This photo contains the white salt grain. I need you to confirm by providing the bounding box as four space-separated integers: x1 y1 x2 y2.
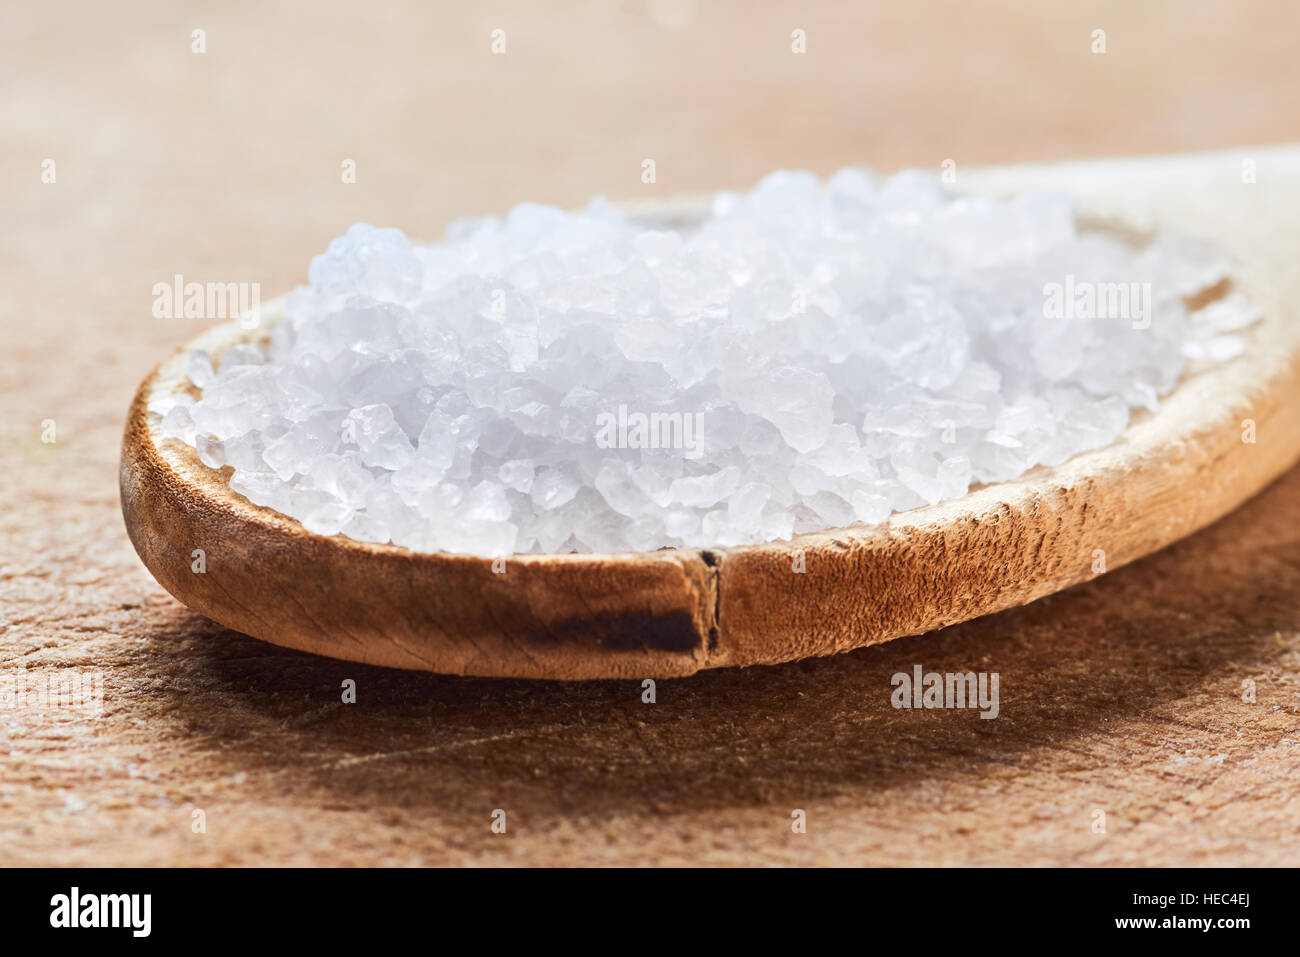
172 168 1256 556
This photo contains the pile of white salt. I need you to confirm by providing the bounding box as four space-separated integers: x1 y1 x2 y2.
153 168 1257 556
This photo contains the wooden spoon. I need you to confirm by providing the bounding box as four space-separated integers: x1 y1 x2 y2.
120 146 1300 679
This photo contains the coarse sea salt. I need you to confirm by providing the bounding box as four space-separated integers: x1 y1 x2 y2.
157 168 1259 556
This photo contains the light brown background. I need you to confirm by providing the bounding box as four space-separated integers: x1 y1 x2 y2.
2 0 1298 865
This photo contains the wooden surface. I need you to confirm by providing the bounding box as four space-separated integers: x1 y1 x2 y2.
4 0 1300 865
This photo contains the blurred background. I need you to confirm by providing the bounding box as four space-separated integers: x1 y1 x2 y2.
5 0 1297 348
5 1 1298 336
3 1 1299 866
5 0 1298 400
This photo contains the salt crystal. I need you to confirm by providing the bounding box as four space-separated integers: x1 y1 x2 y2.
669 467 741 509
346 404 415 470
160 405 197 445
462 480 512 522
498 459 536 493
531 467 581 511
149 392 195 417
186 350 215 389
300 499 354 537
221 344 266 369
195 434 225 470
262 429 327 481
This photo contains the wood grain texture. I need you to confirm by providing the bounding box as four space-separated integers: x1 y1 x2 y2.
121 148 1300 677
5 0 1300 867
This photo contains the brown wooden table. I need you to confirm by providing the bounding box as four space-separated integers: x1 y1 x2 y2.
2 0 1298 866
